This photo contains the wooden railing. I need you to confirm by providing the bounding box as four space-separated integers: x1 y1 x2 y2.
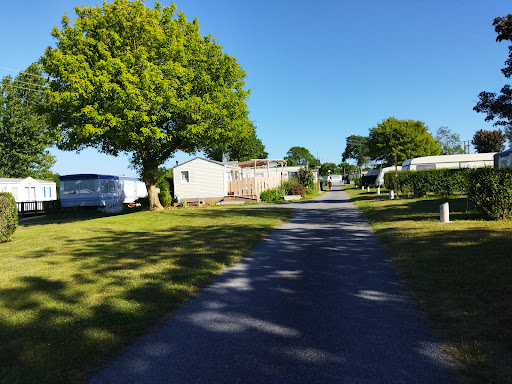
228 176 287 201
16 201 44 218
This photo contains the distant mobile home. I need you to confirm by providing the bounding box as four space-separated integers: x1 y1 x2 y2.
494 148 512 168
0 177 57 203
59 174 147 209
173 158 236 203
173 157 292 203
401 153 496 171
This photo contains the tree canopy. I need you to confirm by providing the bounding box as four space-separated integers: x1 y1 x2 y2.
319 162 338 176
367 117 440 166
0 64 56 179
342 135 369 174
284 146 318 167
471 129 506 153
474 14 512 144
435 126 465 155
204 126 268 162
41 0 253 210
338 162 357 175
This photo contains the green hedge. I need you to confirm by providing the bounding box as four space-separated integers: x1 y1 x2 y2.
467 167 512 220
384 168 470 197
0 192 18 243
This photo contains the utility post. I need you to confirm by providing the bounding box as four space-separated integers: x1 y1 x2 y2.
394 153 398 199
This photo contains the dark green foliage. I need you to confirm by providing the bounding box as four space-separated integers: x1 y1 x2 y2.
284 147 319 167
204 127 268 162
0 64 56 179
474 14 512 143
384 168 470 197
467 167 512 219
319 162 338 176
471 129 506 153
361 175 378 187
0 192 18 242
298 167 314 189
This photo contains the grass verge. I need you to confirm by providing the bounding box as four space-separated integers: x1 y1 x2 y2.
344 185 512 383
1 206 292 383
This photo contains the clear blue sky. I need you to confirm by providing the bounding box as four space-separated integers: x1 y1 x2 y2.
1 0 511 175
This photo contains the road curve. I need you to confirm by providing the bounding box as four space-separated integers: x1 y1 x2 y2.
91 188 453 384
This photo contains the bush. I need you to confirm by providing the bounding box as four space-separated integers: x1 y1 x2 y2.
298 167 314 189
0 192 18 243
158 189 173 207
260 187 285 203
467 167 512 220
289 183 306 196
384 168 470 197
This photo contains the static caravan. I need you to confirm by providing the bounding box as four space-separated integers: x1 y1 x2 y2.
173 158 234 203
0 177 57 203
59 174 147 210
365 167 395 187
494 148 512 168
401 153 496 171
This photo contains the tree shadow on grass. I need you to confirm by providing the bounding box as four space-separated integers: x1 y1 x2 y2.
0 207 291 383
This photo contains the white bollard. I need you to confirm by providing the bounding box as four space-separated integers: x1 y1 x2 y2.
367 186 370 192
440 202 450 223
389 190 394 200
377 187 381 195
362 185 364 190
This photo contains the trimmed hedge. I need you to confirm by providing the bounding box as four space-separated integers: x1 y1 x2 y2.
384 168 470 197
467 167 512 220
0 192 18 243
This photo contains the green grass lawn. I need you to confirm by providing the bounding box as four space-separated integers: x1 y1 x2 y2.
344 185 512 383
1 206 292 384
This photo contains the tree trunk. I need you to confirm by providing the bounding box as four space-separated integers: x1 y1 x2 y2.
141 165 164 211
147 183 164 211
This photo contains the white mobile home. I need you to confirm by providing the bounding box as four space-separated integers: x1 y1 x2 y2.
0 177 57 203
173 158 235 203
59 174 147 209
173 158 290 203
365 166 396 187
401 153 496 171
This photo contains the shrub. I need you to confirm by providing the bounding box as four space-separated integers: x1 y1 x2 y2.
0 192 18 243
260 187 285 203
289 183 306 196
159 189 173 207
384 168 470 197
467 167 512 220
298 167 314 189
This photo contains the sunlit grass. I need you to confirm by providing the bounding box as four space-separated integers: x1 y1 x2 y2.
0 206 292 383
344 185 512 383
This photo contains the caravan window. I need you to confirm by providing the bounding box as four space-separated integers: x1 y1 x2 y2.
181 171 190 183
100 179 116 194
78 179 96 194
416 164 435 170
63 181 77 194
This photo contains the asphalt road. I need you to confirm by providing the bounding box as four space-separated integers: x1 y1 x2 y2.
90 188 453 384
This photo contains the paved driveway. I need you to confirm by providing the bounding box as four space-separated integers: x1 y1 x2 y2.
91 188 453 383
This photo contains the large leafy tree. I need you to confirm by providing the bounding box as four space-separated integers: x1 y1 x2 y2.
204 126 268 162
0 64 56 179
435 126 465 155
367 117 441 166
471 129 506 153
319 162 338 176
284 146 318 167
338 162 357 175
342 135 369 175
474 14 512 144
41 0 253 210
